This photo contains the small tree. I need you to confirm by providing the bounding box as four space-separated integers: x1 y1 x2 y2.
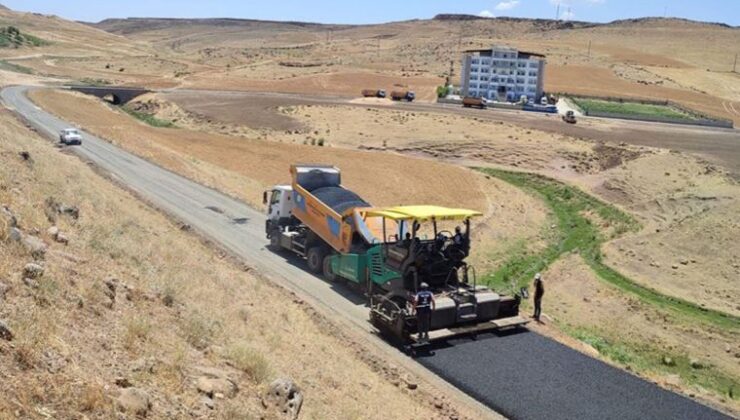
436 85 451 98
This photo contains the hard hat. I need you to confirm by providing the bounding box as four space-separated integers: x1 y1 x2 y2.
420 282 429 289
535 273 541 280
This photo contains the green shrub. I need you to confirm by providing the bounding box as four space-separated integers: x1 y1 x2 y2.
436 85 451 98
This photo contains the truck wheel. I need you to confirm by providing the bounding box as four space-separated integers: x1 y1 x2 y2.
322 255 337 282
306 246 326 274
268 233 281 251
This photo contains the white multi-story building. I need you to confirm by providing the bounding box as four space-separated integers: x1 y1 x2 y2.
460 46 546 102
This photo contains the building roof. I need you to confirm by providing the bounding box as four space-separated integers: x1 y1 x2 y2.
464 48 545 59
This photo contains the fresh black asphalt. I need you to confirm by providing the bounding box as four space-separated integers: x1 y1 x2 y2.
416 329 731 420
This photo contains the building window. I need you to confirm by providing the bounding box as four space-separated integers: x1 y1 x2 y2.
529 71 537 77
529 62 539 68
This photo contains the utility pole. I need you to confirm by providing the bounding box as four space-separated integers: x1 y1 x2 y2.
734 53 738 73
587 40 592 58
663 5 668 18
556 3 560 20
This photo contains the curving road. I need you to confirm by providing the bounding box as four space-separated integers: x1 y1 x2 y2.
2 85 731 420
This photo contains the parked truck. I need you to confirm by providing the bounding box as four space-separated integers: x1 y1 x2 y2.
362 89 387 98
462 96 488 109
562 110 577 124
264 164 527 346
390 90 415 102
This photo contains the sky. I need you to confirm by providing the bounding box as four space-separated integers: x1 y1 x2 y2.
3 0 739 26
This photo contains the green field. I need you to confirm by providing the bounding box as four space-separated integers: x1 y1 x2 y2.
572 97 697 121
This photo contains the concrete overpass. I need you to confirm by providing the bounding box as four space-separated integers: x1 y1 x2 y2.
67 85 150 105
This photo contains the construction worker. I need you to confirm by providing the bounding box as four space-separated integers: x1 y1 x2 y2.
453 226 464 245
414 282 435 342
533 273 544 322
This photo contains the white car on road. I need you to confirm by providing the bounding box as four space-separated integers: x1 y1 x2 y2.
59 128 83 145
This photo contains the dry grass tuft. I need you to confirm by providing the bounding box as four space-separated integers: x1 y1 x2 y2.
123 315 152 351
224 344 271 384
182 311 220 350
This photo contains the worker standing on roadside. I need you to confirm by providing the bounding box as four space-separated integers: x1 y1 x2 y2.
533 273 544 322
414 282 435 342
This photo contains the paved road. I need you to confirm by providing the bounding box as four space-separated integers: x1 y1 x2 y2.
420 330 729 420
165 89 740 175
3 86 731 420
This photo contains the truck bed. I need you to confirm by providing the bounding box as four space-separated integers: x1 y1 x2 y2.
311 186 369 214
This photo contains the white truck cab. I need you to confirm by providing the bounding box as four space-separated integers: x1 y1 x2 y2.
263 185 294 225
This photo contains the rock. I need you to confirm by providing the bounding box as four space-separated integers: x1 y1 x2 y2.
59 205 80 220
23 277 40 289
262 378 303 420
131 357 159 374
201 395 215 410
403 374 418 390
23 262 44 279
671 264 679 270
47 226 59 239
689 358 704 369
662 356 675 366
21 235 47 259
680 258 689 265
1 205 17 225
103 277 118 301
55 233 69 245
725 344 732 353
116 388 151 416
115 377 132 388
44 197 80 222
196 376 238 399
8 227 22 242
0 320 13 341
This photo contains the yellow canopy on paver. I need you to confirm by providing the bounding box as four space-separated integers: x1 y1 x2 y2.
362 205 482 222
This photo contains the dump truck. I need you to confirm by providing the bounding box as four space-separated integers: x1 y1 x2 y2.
390 90 415 102
462 96 488 109
264 164 528 345
362 89 387 98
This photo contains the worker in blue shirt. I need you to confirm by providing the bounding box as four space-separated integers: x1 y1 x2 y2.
414 282 435 342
